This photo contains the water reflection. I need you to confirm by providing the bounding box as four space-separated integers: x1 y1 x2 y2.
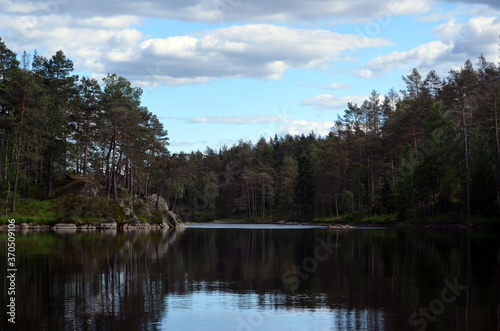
1 226 499 330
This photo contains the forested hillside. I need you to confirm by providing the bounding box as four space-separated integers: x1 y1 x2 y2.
1 37 499 223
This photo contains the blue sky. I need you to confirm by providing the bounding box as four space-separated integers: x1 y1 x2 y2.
1 0 499 153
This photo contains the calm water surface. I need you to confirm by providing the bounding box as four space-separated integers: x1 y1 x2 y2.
1 224 499 330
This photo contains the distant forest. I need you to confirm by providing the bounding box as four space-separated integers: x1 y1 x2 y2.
1 37 499 222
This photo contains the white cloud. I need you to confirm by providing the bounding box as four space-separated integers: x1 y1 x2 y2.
1 14 391 86
278 119 336 136
76 16 141 29
449 16 500 55
300 94 367 109
432 19 463 42
356 16 500 79
441 0 500 10
356 41 454 78
113 24 391 85
185 115 337 139
418 4 497 22
0 0 434 23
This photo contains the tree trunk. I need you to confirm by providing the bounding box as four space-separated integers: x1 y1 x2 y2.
261 183 265 219
105 143 113 203
4 143 14 217
25 160 30 199
83 110 91 175
108 117 118 203
12 98 25 213
412 119 418 152
47 134 55 197
461 97 471 218
493 86 500 217
12 140 20 213
334 187 340 219
112 138 118 203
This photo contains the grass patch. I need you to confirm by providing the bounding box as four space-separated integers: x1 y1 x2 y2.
0 199 58 224
358 214 397 224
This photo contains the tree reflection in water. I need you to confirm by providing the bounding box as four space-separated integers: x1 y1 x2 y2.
0 226 499 331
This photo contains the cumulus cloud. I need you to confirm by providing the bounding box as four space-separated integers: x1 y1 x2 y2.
356 15 500 78
300 94 367 109
185 114 336 138
0 7 392 86
277 119 336 136
418 4 497 22
0 0 433 23
356 41 454 78
127 24 392 85
441 0 500 10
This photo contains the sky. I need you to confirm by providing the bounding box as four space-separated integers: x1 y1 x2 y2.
1 0 499 153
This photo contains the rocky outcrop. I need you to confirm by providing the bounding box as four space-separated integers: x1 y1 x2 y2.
97 220 117 230
116 194 184 228
78 224 96 231
10 173 185 230
145 194 169 213
60 173 104 197
54 223 77 232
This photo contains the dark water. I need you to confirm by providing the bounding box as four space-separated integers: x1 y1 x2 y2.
1 224 499 331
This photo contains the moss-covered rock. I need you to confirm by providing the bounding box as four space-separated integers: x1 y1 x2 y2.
18 173 185 228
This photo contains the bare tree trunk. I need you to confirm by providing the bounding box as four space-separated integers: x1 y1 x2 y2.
105 143 113 203
334 187 340 219
412 120 418 152
261 183 265 219
108 117 118 203
461 97 471 218
493 88 500 217
4 140 14 216
12 141 20 213
83 110 91 175
112 143 118 203
47 134 55 197
12 99 25 213
25 160 30 199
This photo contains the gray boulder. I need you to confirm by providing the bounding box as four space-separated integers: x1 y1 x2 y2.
145 194 169 212
98 220 117 230
54 223 77 232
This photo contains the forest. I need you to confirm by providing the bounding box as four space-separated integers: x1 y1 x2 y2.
1 36 499 224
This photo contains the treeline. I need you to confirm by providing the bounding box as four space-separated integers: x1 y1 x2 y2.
0 38 169 215
1 35 499 222
167 57 500 222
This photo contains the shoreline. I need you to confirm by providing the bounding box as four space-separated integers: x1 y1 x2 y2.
0 221 185 232
190 219 493 229
0 218 496 232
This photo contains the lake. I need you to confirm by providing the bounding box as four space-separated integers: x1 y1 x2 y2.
1 224 499 330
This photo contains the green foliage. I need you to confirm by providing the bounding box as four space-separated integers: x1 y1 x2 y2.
0 38 499 225
313 217 339 223
0 199 57 224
